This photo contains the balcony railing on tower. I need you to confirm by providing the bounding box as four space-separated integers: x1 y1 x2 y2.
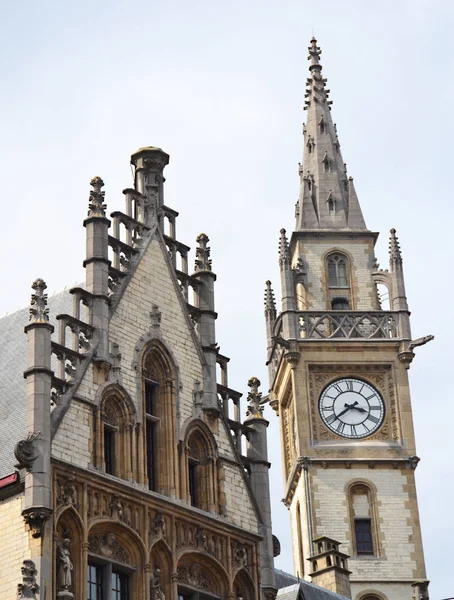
298 310 399 340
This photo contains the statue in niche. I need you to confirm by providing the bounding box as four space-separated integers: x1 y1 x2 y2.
150 564 165 600
57 538 73 596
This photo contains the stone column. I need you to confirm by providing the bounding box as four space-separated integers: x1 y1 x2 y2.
83 177 111 365
278 229 298 339
17 279 54 597
192 233 219 413
244 378 277 600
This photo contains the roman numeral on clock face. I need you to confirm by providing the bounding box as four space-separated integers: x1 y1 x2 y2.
367 414 380 425
326 413 337 425
333 384 343 394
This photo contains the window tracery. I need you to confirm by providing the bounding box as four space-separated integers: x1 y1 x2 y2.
184 424 218 512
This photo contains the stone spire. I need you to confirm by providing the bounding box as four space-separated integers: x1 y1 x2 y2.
278 228 291 270
264 280 277 321
295 37 367 231
389 227 403 266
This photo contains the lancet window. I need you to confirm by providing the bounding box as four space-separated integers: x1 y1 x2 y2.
327 253 349 288
348 483 378 557
93 389 135 480
142 342 177 495
184 425 218 512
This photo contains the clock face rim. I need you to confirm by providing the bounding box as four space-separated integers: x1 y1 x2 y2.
318 377 385 439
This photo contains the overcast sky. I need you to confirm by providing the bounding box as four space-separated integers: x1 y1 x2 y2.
0 1 452 598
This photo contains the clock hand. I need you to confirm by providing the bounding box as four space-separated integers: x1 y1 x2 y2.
336 402 358 419
351 405 367 413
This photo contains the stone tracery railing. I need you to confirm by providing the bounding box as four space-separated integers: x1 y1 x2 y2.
298 311 399 339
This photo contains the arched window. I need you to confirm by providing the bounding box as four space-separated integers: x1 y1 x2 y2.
348 483 378 557
142 342 177 495
327 254 349 288
184 424 218 512
93 388 135 480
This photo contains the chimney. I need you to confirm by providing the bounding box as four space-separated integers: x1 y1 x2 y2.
308 536 351 599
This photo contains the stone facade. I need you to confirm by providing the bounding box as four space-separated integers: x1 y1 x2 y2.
0 147 276 600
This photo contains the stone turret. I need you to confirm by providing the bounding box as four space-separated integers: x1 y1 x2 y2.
130 146 170 228
17 279 54 595
296 37 367 231
264 281 277 380
244 377 276 600
83 176 111 365
309 537 352 599
193 233 219 413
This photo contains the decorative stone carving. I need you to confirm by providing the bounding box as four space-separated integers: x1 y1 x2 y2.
412 580 429 600
29 278 49 323
17 560 39 599
153 511 167 538
245 377 264 419
233 543 248 569
408 456 420 470
293 257 307 285
177 564 215 593
88 533 130 565
110 496 124 520
57 475 77 507
196 527 209 552
150 564 165 600
88 176 106 218
23 508 52 538
150 305 162 330
56 538 73 597
194 233 212 272
14 432 41 471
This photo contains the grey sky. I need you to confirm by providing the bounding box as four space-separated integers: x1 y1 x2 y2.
0 1 451 597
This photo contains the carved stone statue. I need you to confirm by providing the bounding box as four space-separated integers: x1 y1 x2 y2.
150 564 165 600
57 539 73 597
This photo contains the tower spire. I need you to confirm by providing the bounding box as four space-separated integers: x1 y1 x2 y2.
296 38 367 231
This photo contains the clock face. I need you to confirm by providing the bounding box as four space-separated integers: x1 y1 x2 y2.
319 378 385 439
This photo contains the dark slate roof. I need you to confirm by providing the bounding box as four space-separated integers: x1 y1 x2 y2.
277 581 349 600
0 290 73 478
275 569 298 589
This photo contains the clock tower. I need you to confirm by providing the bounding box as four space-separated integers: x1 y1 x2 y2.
265 39 431 600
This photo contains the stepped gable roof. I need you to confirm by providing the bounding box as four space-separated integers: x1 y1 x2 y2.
277 581 349 600
0 289 73 478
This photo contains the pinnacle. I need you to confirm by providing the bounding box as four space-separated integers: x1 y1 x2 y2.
389 228 402 265
278 229 291 270
264 280 277 319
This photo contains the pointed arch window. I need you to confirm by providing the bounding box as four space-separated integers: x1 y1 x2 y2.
185 425 218 512
94 390 135 480
142 343 177 495
327 253 349 288
348 483 379 557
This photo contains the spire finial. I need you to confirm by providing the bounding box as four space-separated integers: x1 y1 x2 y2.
264 280 277 320
245 376 264 420
308 37 322 70
88 176 106 218
389 228 403 266
194 233 212 272
278 229 291 270
29 278 49 323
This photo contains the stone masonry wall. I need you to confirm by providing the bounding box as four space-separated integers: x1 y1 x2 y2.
312 467 416 581
295 237 376 310
0 494 30 599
